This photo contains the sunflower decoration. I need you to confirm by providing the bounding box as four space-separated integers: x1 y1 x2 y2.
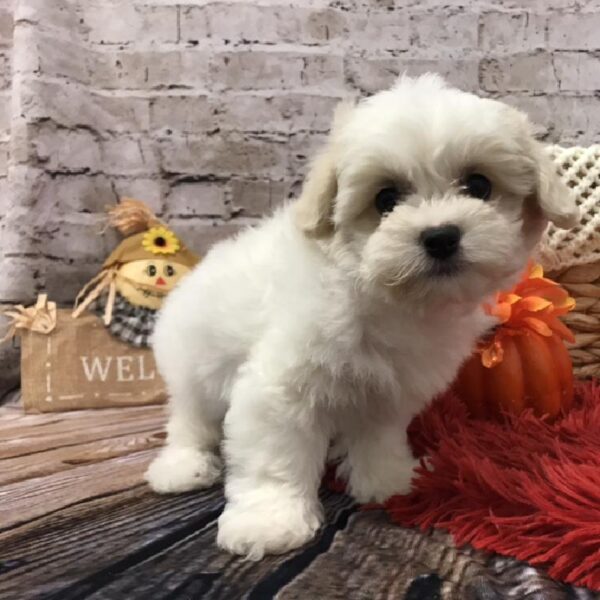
142 227 181 255
72 199 199 348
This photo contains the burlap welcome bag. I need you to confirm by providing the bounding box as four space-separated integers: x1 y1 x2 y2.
2 198 200 413
3 294 166 413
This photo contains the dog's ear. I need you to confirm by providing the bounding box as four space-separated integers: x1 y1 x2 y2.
294 146 337 237
294 101 355 237
532 146 579 229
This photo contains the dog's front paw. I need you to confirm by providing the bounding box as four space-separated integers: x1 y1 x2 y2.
349 456 420 503
145 446 222 493
217 495 322 560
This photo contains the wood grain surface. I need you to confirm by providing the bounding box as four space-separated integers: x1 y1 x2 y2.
1 397 597 600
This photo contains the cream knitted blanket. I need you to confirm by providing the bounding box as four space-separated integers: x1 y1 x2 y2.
538 145 600 271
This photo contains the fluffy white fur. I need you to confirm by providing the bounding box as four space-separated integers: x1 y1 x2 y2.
145 75 578 559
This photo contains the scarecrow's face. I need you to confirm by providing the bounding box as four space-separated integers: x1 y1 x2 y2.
116 259 191 309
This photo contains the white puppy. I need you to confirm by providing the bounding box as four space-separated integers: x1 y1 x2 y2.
146 75 577 559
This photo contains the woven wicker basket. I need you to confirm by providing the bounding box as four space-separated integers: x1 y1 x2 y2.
548 263 600 378
540 145 600 378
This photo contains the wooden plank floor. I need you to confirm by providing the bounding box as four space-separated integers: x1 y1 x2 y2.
0 398 358 600
2 397 598 600
0 399 168 598
0 403 355 600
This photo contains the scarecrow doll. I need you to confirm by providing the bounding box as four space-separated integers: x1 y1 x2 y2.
73 199 199 347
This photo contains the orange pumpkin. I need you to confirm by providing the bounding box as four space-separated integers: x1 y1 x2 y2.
453 263 576 420
455 331 574 419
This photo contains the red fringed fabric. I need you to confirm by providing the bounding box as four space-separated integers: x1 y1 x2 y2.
387 381 600 590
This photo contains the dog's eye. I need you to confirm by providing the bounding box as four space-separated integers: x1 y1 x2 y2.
464 173 492 200
375 187 400 215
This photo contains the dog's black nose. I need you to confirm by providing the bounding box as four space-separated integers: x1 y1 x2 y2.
420 225 462 260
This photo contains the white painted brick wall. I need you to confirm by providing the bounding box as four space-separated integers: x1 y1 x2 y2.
1 0 600 395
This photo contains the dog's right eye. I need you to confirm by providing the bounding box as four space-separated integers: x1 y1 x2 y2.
375 187 400 215
464 173 492 201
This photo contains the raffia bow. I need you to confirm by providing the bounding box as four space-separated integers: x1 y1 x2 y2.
1 294 57 343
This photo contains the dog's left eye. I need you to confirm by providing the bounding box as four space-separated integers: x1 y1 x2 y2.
463 173 492 200
375 187 400 215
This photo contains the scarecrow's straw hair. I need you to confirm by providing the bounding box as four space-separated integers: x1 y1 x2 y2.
106 198 163 236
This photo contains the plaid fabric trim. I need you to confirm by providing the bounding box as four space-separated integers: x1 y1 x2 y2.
95 293 158 348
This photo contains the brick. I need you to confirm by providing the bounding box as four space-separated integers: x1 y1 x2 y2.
99 137 159 176
0 184 8 220
480 53 558 93
14 28 89 84
553 53 600 92
44 260 105 304
411 11 478 51
0 176 8 214
548 95 600 137
180 5 348 45
210 51 344 93
159 134 288 178
0 7 12 46
22 81 151 133
149 95 212 134
499 94 553 136
479 12 545 53
0 257 38 302
94 49 210 90
0 97 9 136
89 93 151 133
111 178 166 214
6 166 46 209
84 5 178 45
15 0 82 34
230 178 288 216
0 142 8 176
499 0 587 8
0 214 31 256
0 53 10 89
38 214 114 261
548 12 600 50
213 94 340 132
350 10 409 55
503 94 600 144
166 181 227 217
167 219 251 256
32 34 90 84
35 174 116 213
403 58 479 91
413 0 584 7
33 127 102 173
11 26 39 74
286 132 328 178
346 56 478 94
10 121 33 164
0 345 20 399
